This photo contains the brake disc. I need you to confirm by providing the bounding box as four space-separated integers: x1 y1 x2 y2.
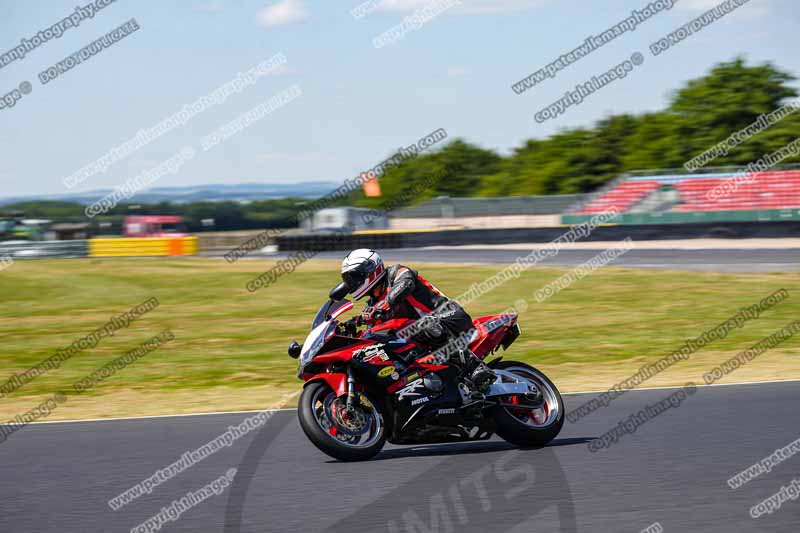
324 396 371 437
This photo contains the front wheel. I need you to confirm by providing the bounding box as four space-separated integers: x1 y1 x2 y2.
491 361 564 447
298 381 386 461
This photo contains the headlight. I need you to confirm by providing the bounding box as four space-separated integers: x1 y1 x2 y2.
298 321 336 376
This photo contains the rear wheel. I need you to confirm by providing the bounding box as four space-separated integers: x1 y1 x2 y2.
491 361 564 447
298 381 386 461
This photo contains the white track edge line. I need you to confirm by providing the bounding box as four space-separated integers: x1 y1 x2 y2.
10 378 800 426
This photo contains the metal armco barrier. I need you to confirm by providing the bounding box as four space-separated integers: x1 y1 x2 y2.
0 240 89 258
88 237 199 257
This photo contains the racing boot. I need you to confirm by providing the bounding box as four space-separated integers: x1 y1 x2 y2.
461 350 496 394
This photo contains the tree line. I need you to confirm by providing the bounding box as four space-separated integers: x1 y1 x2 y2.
6 58 799 232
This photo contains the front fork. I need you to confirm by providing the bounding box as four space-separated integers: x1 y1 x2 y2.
345 364 357 412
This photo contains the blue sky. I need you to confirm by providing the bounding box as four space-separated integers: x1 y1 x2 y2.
0 0 797 198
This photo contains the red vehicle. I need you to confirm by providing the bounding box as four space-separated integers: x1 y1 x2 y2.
289 283 565 461
123 216 187 238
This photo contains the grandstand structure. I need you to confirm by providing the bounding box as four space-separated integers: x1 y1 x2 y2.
565 165 800 224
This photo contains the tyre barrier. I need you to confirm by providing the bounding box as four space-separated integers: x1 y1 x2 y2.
88 237 199 257
276 221 800 252
276 231 406 252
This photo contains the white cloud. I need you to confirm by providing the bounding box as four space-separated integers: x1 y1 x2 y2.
257 0 309 28
377 0 549 15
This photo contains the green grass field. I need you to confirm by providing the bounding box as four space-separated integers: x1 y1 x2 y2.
0 257 798 420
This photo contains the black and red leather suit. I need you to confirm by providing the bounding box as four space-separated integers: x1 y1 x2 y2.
363 265 473 364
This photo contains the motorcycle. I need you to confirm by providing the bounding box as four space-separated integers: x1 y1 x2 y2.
288 283 565 461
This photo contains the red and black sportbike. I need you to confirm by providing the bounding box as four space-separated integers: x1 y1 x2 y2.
288 284 565 461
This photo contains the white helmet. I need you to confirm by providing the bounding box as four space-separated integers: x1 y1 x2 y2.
341 249 386 300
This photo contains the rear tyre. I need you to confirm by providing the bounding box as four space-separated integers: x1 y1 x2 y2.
491 361 564 447
298 381 386 462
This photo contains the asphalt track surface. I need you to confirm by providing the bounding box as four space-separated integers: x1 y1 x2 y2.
2 381 799 532
228 248 800 273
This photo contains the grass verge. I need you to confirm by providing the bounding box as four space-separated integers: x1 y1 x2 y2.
0 257 797 420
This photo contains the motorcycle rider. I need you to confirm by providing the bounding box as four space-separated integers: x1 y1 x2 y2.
339 249 496 393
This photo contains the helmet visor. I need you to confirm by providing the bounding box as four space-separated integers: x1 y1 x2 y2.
341 268 369 291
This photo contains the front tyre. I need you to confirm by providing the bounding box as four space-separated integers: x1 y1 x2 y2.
298 381 386 462
491 361 564 447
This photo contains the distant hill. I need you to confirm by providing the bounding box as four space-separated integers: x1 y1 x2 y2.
0 181 340 207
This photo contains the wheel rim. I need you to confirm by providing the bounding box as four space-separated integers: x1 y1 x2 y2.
310 387 384 449
500 366 560 428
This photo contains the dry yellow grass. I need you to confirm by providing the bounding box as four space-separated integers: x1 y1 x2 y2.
0 258 797 421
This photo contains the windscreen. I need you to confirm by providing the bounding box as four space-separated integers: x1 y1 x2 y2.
311 299 352 329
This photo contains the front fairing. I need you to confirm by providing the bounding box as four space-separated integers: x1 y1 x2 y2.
298 300 354 377
298 321 337 376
